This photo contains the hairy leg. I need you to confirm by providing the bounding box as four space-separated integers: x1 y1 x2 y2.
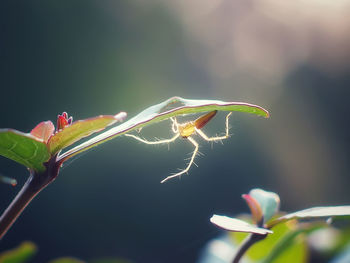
125 133 180 145
195 112 232 141
161 136 199 183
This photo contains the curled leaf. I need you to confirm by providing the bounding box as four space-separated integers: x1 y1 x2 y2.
59 97 269 162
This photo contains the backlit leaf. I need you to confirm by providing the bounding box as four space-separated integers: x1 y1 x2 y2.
210 215 272 235
30 121 55 143
268 206 350 228
59 97 269 162
232 220 308 263
260 223 324 263
0 129 50 172
48 114 126 155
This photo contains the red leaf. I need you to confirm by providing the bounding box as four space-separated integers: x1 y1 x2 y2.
30 121 55 143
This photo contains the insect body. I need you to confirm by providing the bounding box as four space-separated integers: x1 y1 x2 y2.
125 110 232 183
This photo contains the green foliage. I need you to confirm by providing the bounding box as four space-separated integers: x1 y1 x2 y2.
89 258 133 263
48 257 85 263
48 115 120 155
0 97 268 172
232 221 308 263
0 130 50 172
209 188 350 263
0 241 37 263
0 243 134 263
0 114 124 173
260 223 325 263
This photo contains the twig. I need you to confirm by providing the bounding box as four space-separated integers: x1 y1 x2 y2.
232 233 267 263
0 156 61 239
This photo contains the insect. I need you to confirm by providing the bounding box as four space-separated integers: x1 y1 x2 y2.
125 110 232 183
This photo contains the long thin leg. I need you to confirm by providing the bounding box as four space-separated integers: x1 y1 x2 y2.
125 133 179 145
195 112 232 141
161 136 199 183
170 117 178 133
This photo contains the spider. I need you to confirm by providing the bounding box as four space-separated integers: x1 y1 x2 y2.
125 110 232 183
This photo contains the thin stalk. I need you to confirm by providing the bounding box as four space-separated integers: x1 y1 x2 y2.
232 233 267 263
0 156 60 239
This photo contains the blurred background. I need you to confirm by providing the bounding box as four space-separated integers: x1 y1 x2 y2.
0 0 349 262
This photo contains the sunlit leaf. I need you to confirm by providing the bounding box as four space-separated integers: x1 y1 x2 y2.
261 223 324 263
0 241 37 263
48 257 85 263
30 121 55 143
232 220 307 263
268 206 350 228
59 97 269 162
89 258 133 263
0 129 50 172
48 114 126 155
210 215 272 235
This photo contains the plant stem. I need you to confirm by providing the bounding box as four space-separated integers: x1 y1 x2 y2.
0 156 60 239
232 233 267 263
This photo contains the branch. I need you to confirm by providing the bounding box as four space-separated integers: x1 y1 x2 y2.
232 233 267 263
0 156 60 239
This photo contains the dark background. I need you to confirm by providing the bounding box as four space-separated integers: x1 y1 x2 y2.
1 1 350 262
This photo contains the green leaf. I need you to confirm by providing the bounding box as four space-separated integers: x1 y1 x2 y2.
48 257 85 263
231 220 308 263
89 258 133 263
249 188 280 223
48 114 125 155
261 223 324 263
59 97 269 162
268 206 350 228
210 215 273 235
0 129 51 172
0 241 37 263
